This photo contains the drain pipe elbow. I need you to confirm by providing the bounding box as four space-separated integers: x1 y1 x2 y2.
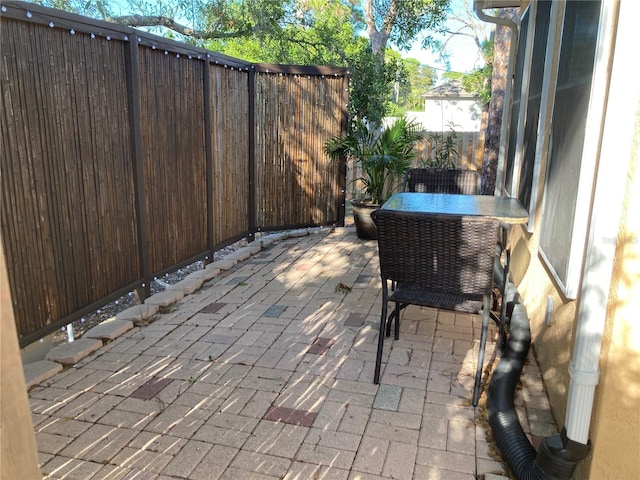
534 429 589 480
473 1 519 33
487 302 544 480
487 299 585 480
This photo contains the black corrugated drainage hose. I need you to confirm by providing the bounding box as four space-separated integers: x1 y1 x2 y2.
487 301 584 480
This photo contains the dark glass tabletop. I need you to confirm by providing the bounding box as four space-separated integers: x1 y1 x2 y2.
381 192 528 224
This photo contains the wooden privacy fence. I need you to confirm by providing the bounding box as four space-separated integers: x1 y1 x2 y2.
0 1 348 346
346 130 485 199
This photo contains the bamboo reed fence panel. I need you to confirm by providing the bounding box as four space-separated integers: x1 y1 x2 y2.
254 71 346 229
1 2 347 345
138 46 208 274
209 64 250 246
0 19 139 342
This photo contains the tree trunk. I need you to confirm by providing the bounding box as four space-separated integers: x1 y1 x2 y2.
363 0 393 54
481 8 519 194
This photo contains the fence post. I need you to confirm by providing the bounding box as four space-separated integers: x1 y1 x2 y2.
337 72 349 226
125 35 151 300
247 66 256 241
203 60 214 261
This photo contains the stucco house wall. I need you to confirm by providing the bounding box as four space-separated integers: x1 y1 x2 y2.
588 150 640 479
511 111 639 479
500 1 640 477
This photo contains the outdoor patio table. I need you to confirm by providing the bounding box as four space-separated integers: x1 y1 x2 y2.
380 192 528 224
380 191 528 353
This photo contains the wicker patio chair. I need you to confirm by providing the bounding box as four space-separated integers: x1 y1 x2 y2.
371 209 499 406
401 167 510 349
401 168 481 194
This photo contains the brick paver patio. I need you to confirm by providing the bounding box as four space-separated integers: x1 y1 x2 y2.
28 227 556 479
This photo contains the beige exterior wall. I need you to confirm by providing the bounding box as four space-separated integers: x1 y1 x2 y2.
585 109 640 479
509 205 576 427
510 105 640 477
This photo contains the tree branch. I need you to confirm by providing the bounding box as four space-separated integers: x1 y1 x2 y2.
382 0 399 36
105 15 253 39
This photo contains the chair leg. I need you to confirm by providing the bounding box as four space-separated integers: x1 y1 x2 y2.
496 224 511 353
385 303 404 339
497 248 511 352
385 279 395 337
374 288 389 384
385 309 394 337
473 294 492 406
394 301 400 340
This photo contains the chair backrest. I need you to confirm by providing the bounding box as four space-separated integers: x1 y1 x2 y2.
402 168 481 195
371 210 497 296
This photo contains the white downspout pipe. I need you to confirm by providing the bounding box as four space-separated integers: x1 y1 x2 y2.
564 0 637 448
473 1 519 196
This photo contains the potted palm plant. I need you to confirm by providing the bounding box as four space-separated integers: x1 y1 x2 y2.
325 117 424 239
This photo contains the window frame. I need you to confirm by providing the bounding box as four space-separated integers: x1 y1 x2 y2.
537 0 608 299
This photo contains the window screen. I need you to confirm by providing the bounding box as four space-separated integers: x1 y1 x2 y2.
504 9 528 196
504 2 551 206
538 0 600 297
517 1 551 210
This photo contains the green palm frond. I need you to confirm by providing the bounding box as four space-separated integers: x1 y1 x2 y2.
325 117 424 204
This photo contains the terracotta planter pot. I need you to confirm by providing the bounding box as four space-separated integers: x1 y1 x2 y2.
351 199 380 240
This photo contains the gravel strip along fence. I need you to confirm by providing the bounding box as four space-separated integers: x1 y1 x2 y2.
50 239 251 346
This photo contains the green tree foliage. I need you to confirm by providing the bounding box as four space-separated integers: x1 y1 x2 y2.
206 0 364 65
364 0 450 53
28 0 450 134
347 49 399 133
30 0 105 17
458 39 493 104
396 58 437 111
360 0 450 128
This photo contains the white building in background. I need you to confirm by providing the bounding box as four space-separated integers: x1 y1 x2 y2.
407 80 484 132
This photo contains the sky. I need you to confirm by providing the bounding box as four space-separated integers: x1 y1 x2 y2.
403 33 488 75
400 0 493 76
